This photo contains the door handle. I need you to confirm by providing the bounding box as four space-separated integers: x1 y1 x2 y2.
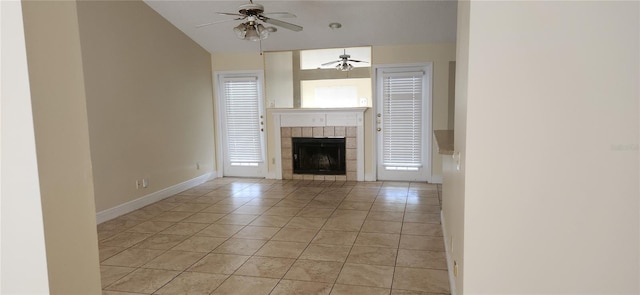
377 128 381 132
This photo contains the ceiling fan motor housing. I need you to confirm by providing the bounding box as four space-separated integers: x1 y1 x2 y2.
239 4 264 16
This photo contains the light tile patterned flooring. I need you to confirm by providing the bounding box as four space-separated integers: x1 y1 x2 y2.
98 178 449 295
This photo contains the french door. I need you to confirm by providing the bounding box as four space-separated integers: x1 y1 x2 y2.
217 72 266 178
376 64 432 181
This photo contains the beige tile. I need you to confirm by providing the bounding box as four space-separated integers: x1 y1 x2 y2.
160 222 208 235
100 266 135 288
313 127 324 137
201 204 238 214
299 244 351 262
322 212 367 231
297 208 334 218
181 212 226 223
284 259 343 283
197 224 244 238
271 280 332 295
233 205 271 215
401 223 443 236
151 211 194 222
291 127 302 137
99 246 126 262
126 221 175 233
338 201 373 211
188 253 250 274
155 272 227 295
272 228 319 243
311 230 358 246
171 236 226 252
399 235 445 252
361 220 402 234
396 249 447 270
391 289 445 295
100 232 153 248
101 248 164 267
255 241 308 258
143 250 206 271
106 268 179 294
346 126 357 137
281 127 292 137
211 275 279 295
170 203 212 212
98 218 143 232
264 206 302 216
250 215 292 227
216 214 259 225
213 238 267 255
232 226 280 240
334 126 346 137
102 290 143 295
331 284 391 295
275 199 311 208
405 204 441 214
234 256 296 278
286 217 327 229
366 211 405 222
347 246 397 266
354 233 400 248
133 234 189 250
336 263 394 288
370 203 406 212
403 213 440 224
392 267 450 293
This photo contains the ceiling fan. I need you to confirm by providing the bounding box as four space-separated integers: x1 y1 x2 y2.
196 0 303 42
321 49 369 71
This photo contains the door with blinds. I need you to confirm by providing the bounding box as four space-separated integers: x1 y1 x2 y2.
217 72 266 178
376 65 432 181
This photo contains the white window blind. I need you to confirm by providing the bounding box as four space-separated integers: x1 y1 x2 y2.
222 77 263 164
382 71 424 169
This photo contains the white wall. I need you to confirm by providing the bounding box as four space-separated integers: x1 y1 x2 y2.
461 1 639 293
0 1 50 293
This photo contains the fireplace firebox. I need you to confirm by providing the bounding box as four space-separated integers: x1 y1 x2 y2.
292 137 346 175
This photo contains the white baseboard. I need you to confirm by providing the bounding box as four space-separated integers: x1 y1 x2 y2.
265 171 278 179
441 211 457 295
430 175 443 184
96 172 215 224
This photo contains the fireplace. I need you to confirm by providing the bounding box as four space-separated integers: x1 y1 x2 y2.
292 137 345 175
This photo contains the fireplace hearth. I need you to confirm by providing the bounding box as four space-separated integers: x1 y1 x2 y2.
292 137 345 175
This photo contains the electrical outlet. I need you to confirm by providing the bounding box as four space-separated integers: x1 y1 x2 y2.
453 260 458 277
142 178 148 188
136 180 141 189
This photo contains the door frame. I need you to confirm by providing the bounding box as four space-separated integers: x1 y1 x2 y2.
214 70 267 178
372 63 433 182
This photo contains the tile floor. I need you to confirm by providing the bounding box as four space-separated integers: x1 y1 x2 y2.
98 178 449 295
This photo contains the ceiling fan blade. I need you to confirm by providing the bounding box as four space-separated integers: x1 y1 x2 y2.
195 18 244 28
217 12 245 17
262 12 296 18
261 17 303 31
348 59 369 63
321 60 341 66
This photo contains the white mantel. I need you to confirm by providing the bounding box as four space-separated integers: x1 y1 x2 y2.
271 107 367 181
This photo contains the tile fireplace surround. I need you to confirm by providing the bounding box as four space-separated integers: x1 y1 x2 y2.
271 108 367 181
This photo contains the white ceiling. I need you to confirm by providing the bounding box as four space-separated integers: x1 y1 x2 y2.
143 0 458 53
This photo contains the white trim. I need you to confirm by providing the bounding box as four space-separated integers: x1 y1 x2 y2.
273 114 283 179
96 172 215 224
441 210 458 295
430 175 443 184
